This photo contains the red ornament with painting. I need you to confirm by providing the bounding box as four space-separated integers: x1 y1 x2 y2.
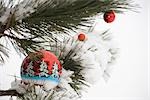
21 50 62 90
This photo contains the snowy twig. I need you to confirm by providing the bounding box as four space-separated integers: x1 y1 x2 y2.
0 89 21 96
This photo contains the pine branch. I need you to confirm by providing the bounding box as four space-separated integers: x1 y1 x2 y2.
0 0 136 60
0 89 21 97
2 31 45 54
0 43 8 63
20 0 134 33
1 0 136 36
55 39 90 94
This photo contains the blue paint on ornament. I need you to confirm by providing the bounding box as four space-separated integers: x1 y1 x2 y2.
21 75 60 83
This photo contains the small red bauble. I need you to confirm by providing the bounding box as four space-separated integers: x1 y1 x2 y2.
103 10 115 23
78 33 86 41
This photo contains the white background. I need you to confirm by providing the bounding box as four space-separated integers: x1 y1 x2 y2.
0 0 149 100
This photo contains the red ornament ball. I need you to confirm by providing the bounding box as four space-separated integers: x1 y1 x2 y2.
21 50 62 88
103 10 115 23
78 33 86 41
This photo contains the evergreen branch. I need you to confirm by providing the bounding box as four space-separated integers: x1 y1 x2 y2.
0 0 136 58
3 32 44 54
0 89 21 96
57 39 90 94
17 0 135 34
0 43 9 63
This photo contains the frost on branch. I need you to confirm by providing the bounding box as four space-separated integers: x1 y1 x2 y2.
55 31 118 84
10 69 79 100
6 30 117 100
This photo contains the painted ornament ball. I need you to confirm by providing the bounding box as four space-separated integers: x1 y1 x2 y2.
21 50 62 90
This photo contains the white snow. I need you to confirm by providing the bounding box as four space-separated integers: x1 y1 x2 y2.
11 80 27 94
0 0 118 100
57 31 117 84
0 0 49 24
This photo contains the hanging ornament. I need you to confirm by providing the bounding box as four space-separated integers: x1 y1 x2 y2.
103 10 115 23
78 33 87 41
21 50 62 90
